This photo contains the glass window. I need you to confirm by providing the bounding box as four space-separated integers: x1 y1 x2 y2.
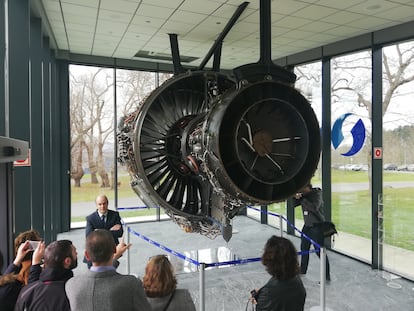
115 69 162 221
70 65 174 227
69 65 116 227
267 202 287 231
382 41 414 279
330 51 372 262
294 62 322 232
246 205 262 221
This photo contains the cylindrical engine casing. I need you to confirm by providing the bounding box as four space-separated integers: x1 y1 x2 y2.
204 80 320 204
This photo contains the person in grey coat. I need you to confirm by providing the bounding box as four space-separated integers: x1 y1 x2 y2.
143 254 196 311
65 229 151 311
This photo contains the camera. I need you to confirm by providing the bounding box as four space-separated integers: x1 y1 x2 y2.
28 240 40 250
250 289 260 300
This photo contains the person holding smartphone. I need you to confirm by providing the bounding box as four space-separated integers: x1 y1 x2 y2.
251 236 306 311
0 229 42 311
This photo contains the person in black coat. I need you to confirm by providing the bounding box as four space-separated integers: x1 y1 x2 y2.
0 230 42 311
292 183 331 280
251 236 306 311
84 194 123 268
14 240 77 311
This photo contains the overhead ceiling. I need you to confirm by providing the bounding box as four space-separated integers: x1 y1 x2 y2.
36 0 414 70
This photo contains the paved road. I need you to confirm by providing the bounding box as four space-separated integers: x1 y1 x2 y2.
331 181 414 192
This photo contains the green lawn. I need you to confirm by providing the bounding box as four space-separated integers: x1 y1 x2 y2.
330 188 414 251
72 170 414 251
71 174 159 222
70 209 158 223
71 174 135 203
314 169 414 250
275 170 414 251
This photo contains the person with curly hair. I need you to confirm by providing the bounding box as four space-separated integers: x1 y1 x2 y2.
143 255 196 311
251 236 306 311
0 229 42 311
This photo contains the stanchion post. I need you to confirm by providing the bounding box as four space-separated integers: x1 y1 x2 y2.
310 247 333 311
279 216 283 237
199 263 206 311
127 228 131 275
320 247 326 310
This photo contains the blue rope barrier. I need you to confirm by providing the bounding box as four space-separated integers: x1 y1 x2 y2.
205 257 262 268
119 204 321 270
127 226 201 267
117 206 150 210
118 205 322 251
123 219 317 270
247 205 322 250
120 206 329 311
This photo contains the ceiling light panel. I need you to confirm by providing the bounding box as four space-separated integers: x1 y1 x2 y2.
292 4 338 20
178 0 224 14
136 3 176 19
322 11 365 25
374 5 414 21
141 0 184 9
99 0 140 13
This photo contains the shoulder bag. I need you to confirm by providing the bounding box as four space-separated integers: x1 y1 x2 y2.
163 290 175 311
310 210 338 238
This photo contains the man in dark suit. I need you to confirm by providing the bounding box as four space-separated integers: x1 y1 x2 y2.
84 194 123 268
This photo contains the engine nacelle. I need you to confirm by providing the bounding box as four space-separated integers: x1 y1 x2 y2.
117 70 320 241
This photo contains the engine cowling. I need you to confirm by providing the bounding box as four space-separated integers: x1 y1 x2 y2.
117 70 320 241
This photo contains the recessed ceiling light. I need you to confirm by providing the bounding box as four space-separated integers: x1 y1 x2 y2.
366 4 381 10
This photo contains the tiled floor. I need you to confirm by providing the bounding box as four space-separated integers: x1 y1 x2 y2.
59 216 414 311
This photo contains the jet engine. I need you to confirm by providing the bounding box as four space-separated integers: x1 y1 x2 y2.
117 0 321 241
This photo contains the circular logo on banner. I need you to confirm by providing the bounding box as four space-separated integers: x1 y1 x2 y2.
331 113 366 156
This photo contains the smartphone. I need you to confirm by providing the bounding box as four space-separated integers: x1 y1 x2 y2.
28 240 40 250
